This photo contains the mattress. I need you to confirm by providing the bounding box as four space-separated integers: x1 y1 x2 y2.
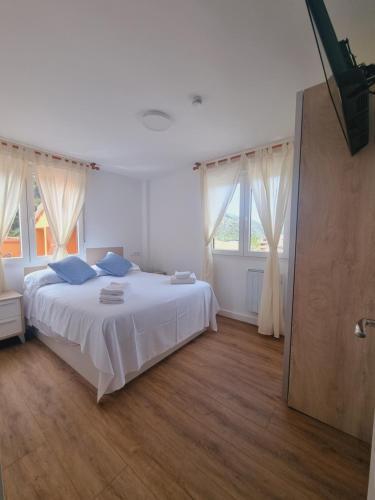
24 271 219 400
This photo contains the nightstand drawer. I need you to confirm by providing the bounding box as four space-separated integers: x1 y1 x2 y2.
0 299 20 320
0 316 22 339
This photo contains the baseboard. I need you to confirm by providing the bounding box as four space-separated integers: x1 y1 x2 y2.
218 309 258 326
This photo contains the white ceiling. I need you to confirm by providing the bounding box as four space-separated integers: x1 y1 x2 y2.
0 0 374 179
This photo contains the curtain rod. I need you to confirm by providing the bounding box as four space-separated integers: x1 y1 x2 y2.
193 140 290 171
0 139 100 171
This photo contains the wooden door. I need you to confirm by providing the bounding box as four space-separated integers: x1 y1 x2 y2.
288 82 375 443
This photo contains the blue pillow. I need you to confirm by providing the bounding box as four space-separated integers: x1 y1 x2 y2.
96 252 132 277
49 256 97 285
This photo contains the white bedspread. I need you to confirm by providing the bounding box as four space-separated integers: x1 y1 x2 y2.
24 272 219 400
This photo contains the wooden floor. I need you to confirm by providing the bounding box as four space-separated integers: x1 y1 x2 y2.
0 317 370 499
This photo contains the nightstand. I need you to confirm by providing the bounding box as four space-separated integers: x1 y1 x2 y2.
0 291 25 344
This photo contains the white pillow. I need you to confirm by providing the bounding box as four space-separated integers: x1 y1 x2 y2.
24 268 64 293
91 262 141 276
91 264 108 276
130 262 141 272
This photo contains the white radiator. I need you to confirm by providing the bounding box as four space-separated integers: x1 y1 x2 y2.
247 269 285 317
247 269 264 315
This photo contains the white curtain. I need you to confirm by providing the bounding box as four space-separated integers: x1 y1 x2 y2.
248 143 293 338
201 156 243 284
35 156 87 261
0 143 27 292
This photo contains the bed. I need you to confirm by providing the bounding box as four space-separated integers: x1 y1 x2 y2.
23 247 219 401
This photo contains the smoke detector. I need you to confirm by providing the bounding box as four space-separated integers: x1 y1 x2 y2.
192 95 203 107
141 110 172 131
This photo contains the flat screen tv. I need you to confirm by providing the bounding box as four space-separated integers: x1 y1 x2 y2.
305 0 375 155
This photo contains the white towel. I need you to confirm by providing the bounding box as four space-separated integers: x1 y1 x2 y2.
100 297 124 304
100 290 124 297
100 282 126 303
101 282 126 291
100 282 126 296
171 273 196 285
174 271 191 279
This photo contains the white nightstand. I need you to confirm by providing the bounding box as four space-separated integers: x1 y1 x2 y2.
0 291 25 344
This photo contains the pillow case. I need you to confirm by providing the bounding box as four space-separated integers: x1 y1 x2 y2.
24 268 65 293
92 261 140 277
49 256 96 285
129 262 141 272
91 264 109 276
96 252 132 277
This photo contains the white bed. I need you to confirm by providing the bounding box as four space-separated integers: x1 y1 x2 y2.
23 248 219 401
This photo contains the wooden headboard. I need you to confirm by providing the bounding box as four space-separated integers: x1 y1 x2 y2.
24 265 47 276
85 247 123 265
24 246 124 276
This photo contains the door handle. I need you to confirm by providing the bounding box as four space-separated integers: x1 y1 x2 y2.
354 318 375 338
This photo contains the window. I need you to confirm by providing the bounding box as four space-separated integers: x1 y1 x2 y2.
213 183 240 251
213 173 289 257
0 208 22 258
32 178 78 257
2 169 83 263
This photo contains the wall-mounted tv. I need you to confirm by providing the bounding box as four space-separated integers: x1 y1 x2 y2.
305 0 375 155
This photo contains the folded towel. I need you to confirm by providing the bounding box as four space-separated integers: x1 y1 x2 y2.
100 282 126 296
100 282 126 303
100 296 124 304
100 289 124 296
171 273 196 285
101 282 126 291
174 271 191 279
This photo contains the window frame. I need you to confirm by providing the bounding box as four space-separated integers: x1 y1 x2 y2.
212 170 290 259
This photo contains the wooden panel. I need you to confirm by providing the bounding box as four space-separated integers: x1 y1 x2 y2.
282 90 303 400
24 265 46 276
0 317 370 499
85 246 123 265
288 82 375 442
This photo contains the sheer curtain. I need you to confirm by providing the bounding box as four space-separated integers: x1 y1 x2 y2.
248 143 293 338
0 143 27 292
35 156 87 261
201 156 243 284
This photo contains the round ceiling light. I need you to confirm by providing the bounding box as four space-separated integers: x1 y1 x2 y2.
141 110 172 131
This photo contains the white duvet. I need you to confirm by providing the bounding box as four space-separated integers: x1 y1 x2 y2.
24 271 219 400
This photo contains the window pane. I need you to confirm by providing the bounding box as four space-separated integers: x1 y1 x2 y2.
33 179 78 256
213 183 240 251
0 209 22 258
249 194 284 253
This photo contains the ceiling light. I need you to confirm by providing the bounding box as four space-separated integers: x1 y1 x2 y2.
142 110 172 131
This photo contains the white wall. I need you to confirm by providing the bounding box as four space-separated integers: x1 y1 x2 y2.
84 170 143 259
4 170 143 292
148 168 204 276
147 167 289 325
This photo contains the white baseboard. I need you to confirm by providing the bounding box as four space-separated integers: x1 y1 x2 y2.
218 309 258 326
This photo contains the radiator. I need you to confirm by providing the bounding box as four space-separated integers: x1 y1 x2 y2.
247 269 264 315
247 269 285 316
